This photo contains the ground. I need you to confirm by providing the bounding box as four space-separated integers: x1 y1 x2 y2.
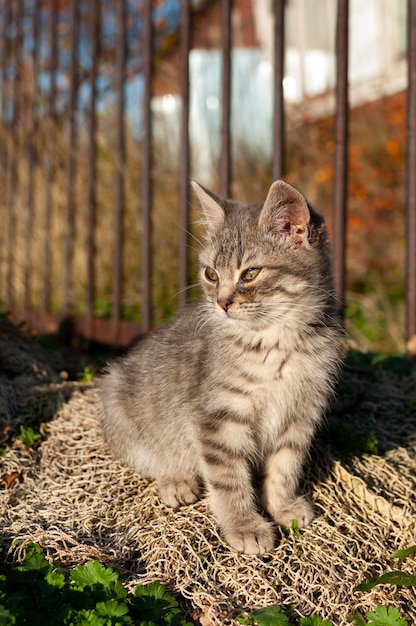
0 318 415 625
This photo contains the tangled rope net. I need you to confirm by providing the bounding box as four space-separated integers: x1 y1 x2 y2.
1 322 415 625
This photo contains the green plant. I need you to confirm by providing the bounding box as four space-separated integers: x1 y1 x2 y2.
350 606 408 626
77 367 95 383
237 606 334 626
237 605 292 625
300 615 333 626
320 418 379 460
0 543 193 626
354 545 416 592
17 425 42 448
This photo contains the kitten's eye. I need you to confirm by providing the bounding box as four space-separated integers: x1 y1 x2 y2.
205 267 219 282
242 268 261 281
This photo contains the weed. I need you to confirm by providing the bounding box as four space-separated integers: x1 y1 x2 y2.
237 605 335 625
77 367 95 383
237 605 292 625
319 419 379 460
350 606 408 626
17 425 42 448
354 544 416 593
0 543 193 625
236 543 415 626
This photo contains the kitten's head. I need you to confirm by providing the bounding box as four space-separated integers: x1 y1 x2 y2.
192 179 335 339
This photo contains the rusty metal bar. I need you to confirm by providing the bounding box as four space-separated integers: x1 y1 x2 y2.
63 0 79 314
219 0 232 198
141 0 153 332
86 0 100 334
111 0 127 344
406 0 416 344
6 1 23 309
42 0 58 311
332 0 349 314
0 2 10 303
272 0 285 181
178 0 191 308
24 0 40 315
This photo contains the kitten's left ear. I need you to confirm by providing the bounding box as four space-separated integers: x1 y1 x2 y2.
191 180 224 229
259 180 311 248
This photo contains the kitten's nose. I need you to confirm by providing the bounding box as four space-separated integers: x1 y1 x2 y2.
217 299 231 312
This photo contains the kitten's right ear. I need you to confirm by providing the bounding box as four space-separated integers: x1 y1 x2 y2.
191 180 225 229
259 180 311 248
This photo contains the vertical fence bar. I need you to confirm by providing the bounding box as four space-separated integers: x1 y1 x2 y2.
219 0 232 198
0 2 9 301
112 0 126 343
23 0 40 315
43 0 58 311
86 0 100 336
406 0 416 345
272 0 285 181
63 0 79 314
141 0 152 332
332 0 349 314
6 1 22 309
178 0 191 308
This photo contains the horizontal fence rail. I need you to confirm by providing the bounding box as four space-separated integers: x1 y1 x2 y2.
0 0 415 350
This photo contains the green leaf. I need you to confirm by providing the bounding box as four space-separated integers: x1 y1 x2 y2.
70 561 119 590
354 571 416 592
95 599 133 623
45 569 66 589
291 519 302 538
69 608 107 625
16 544 49 573
78 367 95 383
131 582 193 625
246 605 291 626
365 606 408 626
17 426 41 448
0 603 16 625
349 612 367 626
237 613 254 625
300 617 333 626
131 582 177 619
390 545 416 560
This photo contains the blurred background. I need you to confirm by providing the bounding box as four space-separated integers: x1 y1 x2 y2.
0 0 410 353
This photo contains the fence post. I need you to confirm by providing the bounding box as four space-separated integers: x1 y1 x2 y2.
141 0 153 333
332 0 349 315
219 0 232 198
63 0 79 316
178 0 191 309
43 0 58 312
272 0 285 181
112 0 127 345
406 0 416 348
24 0 40 316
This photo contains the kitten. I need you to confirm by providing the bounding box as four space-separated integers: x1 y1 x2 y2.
99 180 343 554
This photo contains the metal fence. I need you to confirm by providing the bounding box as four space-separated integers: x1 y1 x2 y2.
0 0 415 348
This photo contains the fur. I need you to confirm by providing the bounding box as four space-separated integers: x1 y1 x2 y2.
99 180 343 554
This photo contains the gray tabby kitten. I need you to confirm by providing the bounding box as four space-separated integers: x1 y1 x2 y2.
99 179 343 554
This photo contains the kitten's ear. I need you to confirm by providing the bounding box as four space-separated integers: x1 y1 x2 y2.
191 180 224 229
259 180 311 248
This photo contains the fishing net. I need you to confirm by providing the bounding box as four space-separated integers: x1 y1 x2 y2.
1 321 415 625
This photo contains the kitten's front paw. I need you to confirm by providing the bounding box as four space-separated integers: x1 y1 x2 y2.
270 496 315 528
159 477 201 508
223 519 275 554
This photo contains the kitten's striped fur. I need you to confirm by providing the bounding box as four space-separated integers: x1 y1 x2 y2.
99 180 343 554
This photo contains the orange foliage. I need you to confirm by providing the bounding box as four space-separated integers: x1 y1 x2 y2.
287 91 406 296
